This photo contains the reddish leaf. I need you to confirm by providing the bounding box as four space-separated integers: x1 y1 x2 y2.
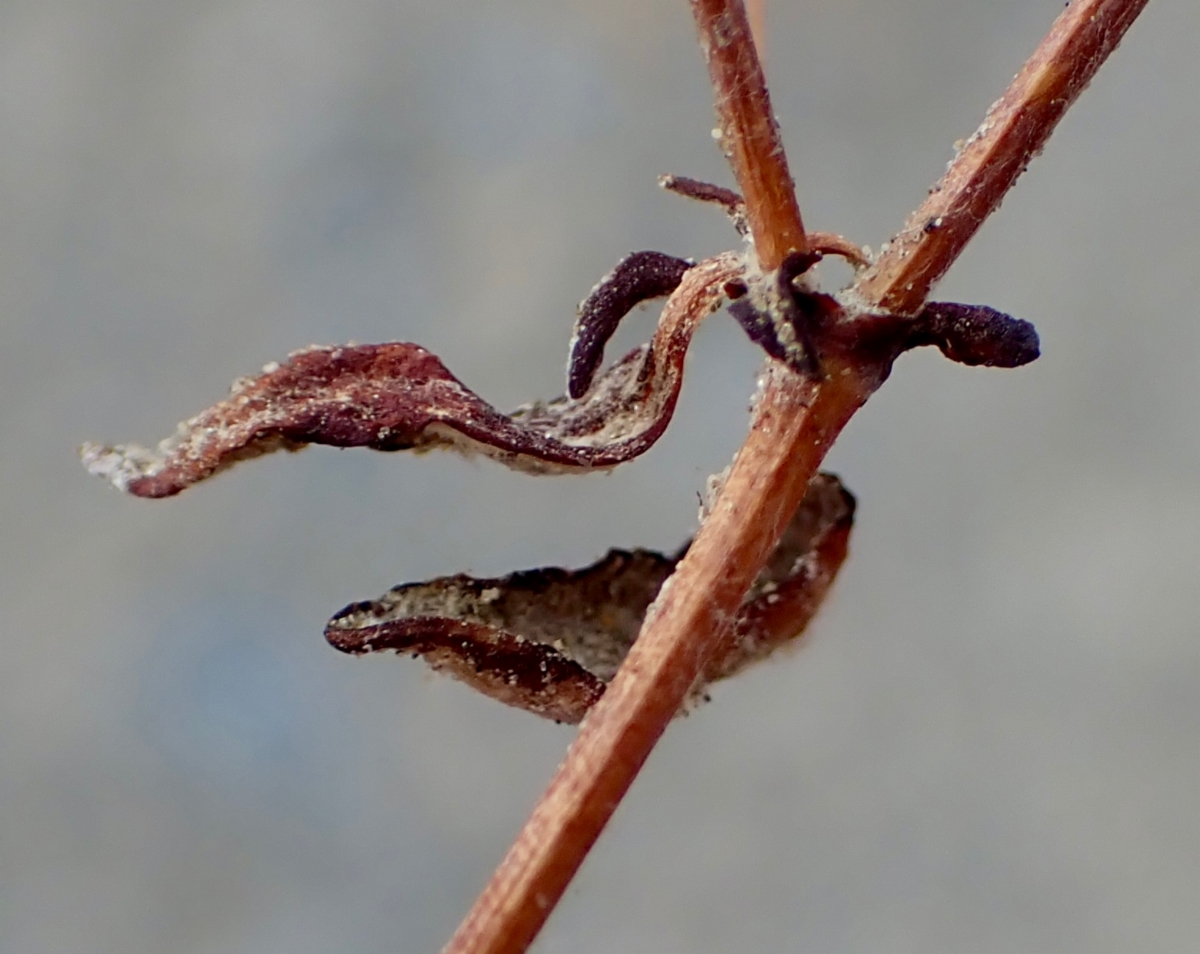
81 254 743 498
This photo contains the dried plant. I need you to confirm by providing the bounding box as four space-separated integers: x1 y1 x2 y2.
81 0 1150 951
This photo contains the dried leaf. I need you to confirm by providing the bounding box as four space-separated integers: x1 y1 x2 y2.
567 250 694 400
325 473 855 723
81 254 743 497
906 301 1040 368
727 250 825 374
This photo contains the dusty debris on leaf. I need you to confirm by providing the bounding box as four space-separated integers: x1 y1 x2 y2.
325 473 855 724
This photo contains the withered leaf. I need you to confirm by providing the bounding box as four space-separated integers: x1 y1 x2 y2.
325 473 855 723
568 250 694 400
81 254 743 498
904 301 1040 368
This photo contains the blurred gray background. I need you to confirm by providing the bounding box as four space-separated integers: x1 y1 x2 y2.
3 1 1197 951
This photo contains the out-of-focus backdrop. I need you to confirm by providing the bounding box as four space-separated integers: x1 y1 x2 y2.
3 1 1197 951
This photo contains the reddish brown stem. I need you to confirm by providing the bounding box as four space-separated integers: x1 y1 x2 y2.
442 360 877 954
441 1 1148 952
855 0 1149 314
690 0 806 267
443 5 807 952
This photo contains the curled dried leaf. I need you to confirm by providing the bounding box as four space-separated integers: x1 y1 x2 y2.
325 473 855 723
81 254 743 498
567 251 694 400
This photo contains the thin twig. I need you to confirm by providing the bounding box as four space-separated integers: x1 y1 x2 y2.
854 0 1150 314
691 0 806 267
441 1 1148 952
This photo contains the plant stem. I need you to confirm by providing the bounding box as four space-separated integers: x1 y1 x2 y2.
854 0 1150 314
440 1 1148 952
691 0 806 268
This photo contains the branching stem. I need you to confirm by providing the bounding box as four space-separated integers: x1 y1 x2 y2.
441 2 1148 952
